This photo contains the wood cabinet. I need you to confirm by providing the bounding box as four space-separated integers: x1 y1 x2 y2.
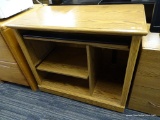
7 5 147 112
128 30 160 116
0 5 41 90
0 32 28 85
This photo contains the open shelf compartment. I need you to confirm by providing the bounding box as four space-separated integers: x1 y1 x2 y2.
38 70 125 112
38 71 90 96
37 45 88 79
89 47 129 104
20 29 131 112
37 47 128 110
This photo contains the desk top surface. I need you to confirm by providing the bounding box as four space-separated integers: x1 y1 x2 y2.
7 5 148 35
0 5 41 31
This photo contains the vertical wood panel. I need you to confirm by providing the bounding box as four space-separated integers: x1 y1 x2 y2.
121 36 141 106
1 28 37 90
13 29 42 85
87 45 96 95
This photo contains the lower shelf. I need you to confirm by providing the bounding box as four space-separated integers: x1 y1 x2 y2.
92 78 122 103
40 73 90 95
38 73 124 112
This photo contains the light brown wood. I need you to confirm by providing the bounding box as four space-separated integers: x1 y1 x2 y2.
24 36 129 51
0 33 16 62
121 36 141 106
7 5 147 112
7 5 147 36
0 4 43 31
1 28 37 90
37 46 88 79
128 28 160 116
0 5 42 89
86 46 96 94
13 29 42 85
39 77 124 112
38 47 126 112
0 30 29 86
92 78 122 104
132 85 160 102
129 98 160 116
133 50 160 89
0 61 28 85
41 74 89 95
23 39 54 66
129 85 160 116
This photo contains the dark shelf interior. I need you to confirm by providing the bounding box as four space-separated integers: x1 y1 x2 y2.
22 30 131 46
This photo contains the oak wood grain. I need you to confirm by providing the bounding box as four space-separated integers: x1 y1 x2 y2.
8 4 147 112
37 46 88 79
0 30 29 86
0 61 28 86
129 86 160 116
0 33 16 62
121 36 141 106
13 29 42 85
0 5 42 30
1 28 37 90
7 5 147 36
128 25 160 116
24 39 54 66
39 76 124 112
0 5 42 90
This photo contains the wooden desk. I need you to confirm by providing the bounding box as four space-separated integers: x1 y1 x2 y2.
7 5 147 112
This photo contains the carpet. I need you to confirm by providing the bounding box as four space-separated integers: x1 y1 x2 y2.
0 82 159 120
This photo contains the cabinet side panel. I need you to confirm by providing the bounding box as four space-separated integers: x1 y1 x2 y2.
1 28 37 90
13 29 42 85
121 36 141 106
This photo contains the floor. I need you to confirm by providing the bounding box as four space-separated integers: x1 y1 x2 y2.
0 82 159 120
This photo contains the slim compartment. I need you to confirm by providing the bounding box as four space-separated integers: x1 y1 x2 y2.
89 47 129 104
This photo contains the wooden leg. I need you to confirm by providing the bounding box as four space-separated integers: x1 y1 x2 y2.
121 36 142 106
